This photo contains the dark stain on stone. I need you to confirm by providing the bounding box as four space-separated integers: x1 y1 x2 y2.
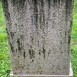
40 0 44 13
65 31 66 37
32 0 45 30
35 14 38 29
60 41 62 45
32 60 34 62
12 0 25 8
20 35 24 39
57 0 60 4
17 38 21 52
40 71 42 74
61 52 63 54
52 71 54 73
41 0 44 8
39 50 41 55
30 62 31 63
10 43 14 52
18 55 19 57
21 24 23 26
42 47 45 58
16 49 17 52
68 21 73 45
48 0 51 9
39 50 41 51
33 0 38 13
66 0 69 15
39 52 41 55
43 14 45 26
40 0 45 29
33 0 38 29
53 0 57 4
6 27 9 36
29 45 35 59
23 52 25 58
68 35 71 44
70 20 73 28
15 23 17 25
10 32 14 38
58 67 61 70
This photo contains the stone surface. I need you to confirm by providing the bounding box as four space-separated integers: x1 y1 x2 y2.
2 0 74 76
10 62 73 77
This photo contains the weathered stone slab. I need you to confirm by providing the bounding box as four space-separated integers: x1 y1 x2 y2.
2 0 74 76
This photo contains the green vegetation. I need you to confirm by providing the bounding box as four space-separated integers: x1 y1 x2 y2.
0 1 11 77
0 0 77 77
71 0 77 77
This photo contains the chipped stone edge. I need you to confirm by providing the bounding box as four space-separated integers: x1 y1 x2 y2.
10 62 73 77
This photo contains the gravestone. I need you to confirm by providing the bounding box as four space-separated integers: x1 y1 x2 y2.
2 0 74 77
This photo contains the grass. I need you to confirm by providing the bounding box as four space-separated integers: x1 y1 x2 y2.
0 1 11 77
71 0 77 77
0 0 77 77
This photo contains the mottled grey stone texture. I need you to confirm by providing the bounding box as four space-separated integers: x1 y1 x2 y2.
2 0 74 76
10 62 73 77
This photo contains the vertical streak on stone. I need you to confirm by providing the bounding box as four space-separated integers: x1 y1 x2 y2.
29 45 35 59
10 43 14 52
47 0 51 19
33 0 38 29
65 0 74 55
66 0 69 15
17 38 21 52
23 52 25 58
42 47 45 59
41 0 46 59
58 0 60 5
69 0 74 56
48 0 51 9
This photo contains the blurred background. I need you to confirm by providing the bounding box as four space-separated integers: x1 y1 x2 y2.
0 0 77 77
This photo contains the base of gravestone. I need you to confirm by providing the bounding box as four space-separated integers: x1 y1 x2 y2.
10 62 73 77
